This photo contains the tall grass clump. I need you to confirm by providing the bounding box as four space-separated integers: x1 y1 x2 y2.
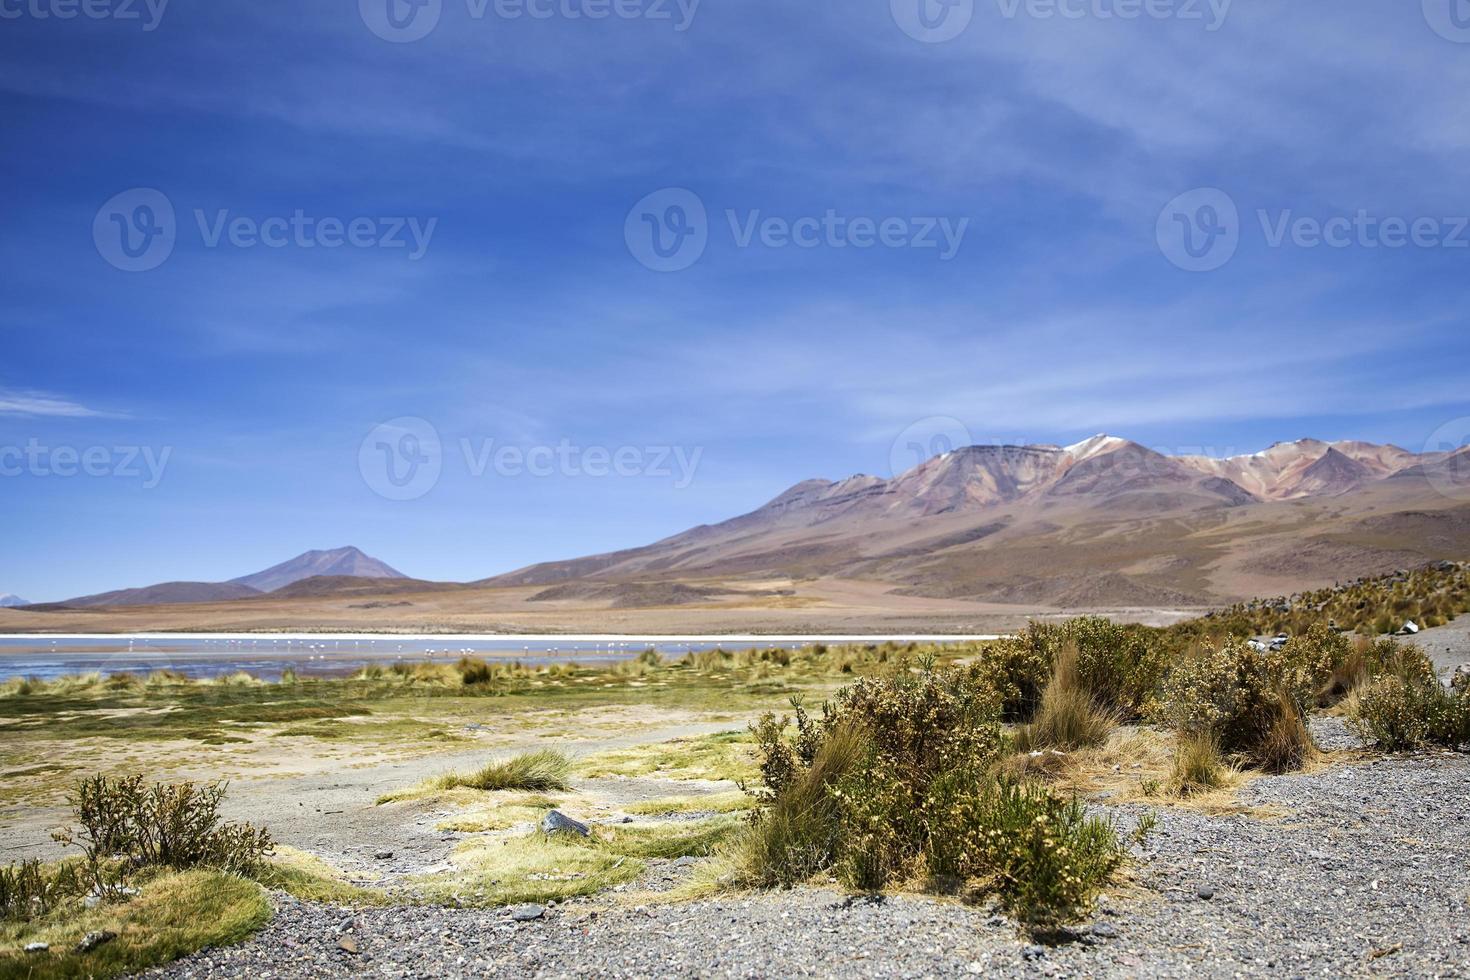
1013 643 1118 753
435 749 573 792
1168 732 1229 796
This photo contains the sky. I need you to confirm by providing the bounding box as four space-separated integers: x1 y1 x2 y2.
3 0 1470 601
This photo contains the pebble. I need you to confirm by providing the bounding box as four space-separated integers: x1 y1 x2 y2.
510 904 547 922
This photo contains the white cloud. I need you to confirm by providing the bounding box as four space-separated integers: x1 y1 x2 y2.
0 388 117 418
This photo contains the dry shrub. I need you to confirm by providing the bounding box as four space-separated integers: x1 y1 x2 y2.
1159 638 1317 772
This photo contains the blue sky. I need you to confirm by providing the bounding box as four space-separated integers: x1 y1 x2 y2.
3 0 1470 601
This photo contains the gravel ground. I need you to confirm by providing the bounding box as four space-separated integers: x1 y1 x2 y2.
148 747 1470 979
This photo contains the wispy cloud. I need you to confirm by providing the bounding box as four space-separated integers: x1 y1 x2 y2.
0 388 118 419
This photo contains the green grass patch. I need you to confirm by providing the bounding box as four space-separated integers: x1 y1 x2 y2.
0 869 269 979
625 790 754 816
255 848 388 906
575 731 755 782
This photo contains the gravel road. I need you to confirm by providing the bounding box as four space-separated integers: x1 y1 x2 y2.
148 744 1470 979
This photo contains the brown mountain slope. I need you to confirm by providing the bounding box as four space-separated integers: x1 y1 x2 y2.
483 435 1469 608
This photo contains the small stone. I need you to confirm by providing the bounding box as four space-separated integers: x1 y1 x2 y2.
540 811 590 837
510 904 546 922
1092 923 1119 939
1021 945 1047 961
74 930 116 954
338 936 359 954
1196 885 1216 900
24 942 49 954
672 856 699 868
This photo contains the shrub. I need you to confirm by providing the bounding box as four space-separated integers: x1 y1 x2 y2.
442 749 572 792
1159 638 1316 771
1352 675 1468 752
732 722 869 887
979 619 1167 722
924 777 1125 930
741 663 1003 891
53 775 273 897
0 859 81 921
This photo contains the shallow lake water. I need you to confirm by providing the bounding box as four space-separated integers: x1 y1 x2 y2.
0 633 994 682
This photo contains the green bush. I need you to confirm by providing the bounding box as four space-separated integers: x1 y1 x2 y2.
1159 638 1316 771
1352 676 1469 752
53 775 273 898
740 662 1125 930
979 619 1167 722
924 777 1125 930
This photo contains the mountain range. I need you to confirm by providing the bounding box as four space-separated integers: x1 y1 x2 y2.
8 436 1470 617
483 435 1470 607
38 547 406 609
